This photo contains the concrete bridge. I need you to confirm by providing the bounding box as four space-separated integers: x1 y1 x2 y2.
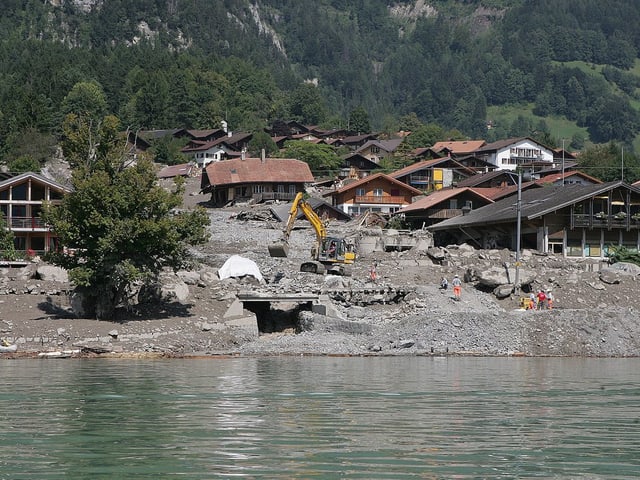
224 287 414 337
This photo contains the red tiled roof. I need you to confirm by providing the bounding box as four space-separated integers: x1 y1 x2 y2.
535 171 602 185
204 158 314 186
431 140 486 153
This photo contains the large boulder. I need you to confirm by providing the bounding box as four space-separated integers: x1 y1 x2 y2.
477 266 535 288
36 264 69 283
17 263 37 281
161 280 190 302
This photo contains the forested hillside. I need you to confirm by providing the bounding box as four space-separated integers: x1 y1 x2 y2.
2 0 640 166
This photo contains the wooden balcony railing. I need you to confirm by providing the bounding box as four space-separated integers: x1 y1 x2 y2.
355 195 406 204
572 213 639 229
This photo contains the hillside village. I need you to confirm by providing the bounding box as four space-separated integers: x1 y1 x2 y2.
1 123 640 358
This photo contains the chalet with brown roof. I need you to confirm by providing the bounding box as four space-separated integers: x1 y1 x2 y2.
431 140 486 156
0 172 71 256
354 139 403 164
339 133 379 150
182 132 253 168
201 157 314 207
323 173 422 216
175 128 227 143
474 137 555 173
341 153 379 179
399 187 494 227
390 157 475 192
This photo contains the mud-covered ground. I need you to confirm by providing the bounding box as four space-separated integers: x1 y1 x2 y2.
2 176 639 358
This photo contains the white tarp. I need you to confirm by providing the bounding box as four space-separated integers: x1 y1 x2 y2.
218 255 263 282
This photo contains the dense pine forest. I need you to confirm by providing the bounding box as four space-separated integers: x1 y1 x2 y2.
2 0 640 175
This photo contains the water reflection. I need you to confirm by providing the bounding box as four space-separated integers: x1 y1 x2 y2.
1 357 639 478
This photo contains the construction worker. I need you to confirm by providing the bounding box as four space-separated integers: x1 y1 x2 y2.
528 292 536 310
537 289 547 310
369 262 378 283
452 274 462 301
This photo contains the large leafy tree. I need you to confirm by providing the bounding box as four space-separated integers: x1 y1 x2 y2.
576 142 640 183
348 106 371 135
44 115 210 320
279 140 341 176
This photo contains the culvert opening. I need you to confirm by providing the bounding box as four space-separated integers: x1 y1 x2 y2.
243 301 313 334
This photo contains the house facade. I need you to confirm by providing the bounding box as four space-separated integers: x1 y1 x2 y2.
0 172 70 255
181 132 253 168
324 173 422 216
399 188 494 227
354 139 403 164
429 182 640 258
201 157 314 207
390 158 475 192
474 137 555 173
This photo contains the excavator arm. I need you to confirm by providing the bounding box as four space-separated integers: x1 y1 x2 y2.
268 192 327 257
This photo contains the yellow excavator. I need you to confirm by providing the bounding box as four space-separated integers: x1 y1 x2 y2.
268 192 356 274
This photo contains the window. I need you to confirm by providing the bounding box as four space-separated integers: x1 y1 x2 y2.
373 188 383 197
356 188 366 197
12 183 27 200
289 185 296 194
277 185 285 193
450 199 458 209
31 184 45 201
253 185 265 193
390 189 400 196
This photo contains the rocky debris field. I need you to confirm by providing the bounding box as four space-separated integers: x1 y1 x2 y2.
2 177 640 358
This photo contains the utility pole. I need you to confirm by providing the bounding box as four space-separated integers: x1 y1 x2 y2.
515 170 522 293
561 138 565 185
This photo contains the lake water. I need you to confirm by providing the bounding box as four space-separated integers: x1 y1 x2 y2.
1 357 638 479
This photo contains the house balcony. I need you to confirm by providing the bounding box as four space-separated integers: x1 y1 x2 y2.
252 192 298 202
572 213 638 230
8 217 50 231
356 195 406 204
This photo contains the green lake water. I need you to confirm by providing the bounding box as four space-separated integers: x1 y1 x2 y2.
1 357 638 479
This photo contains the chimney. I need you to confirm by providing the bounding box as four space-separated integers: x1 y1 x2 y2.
261 148 266 163
241 149 246 161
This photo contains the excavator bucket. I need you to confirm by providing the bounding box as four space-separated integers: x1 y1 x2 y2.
268 242 289 257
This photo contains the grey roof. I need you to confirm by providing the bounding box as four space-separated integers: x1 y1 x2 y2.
455 170 518 187
0 171 71 192
428 181 638 231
